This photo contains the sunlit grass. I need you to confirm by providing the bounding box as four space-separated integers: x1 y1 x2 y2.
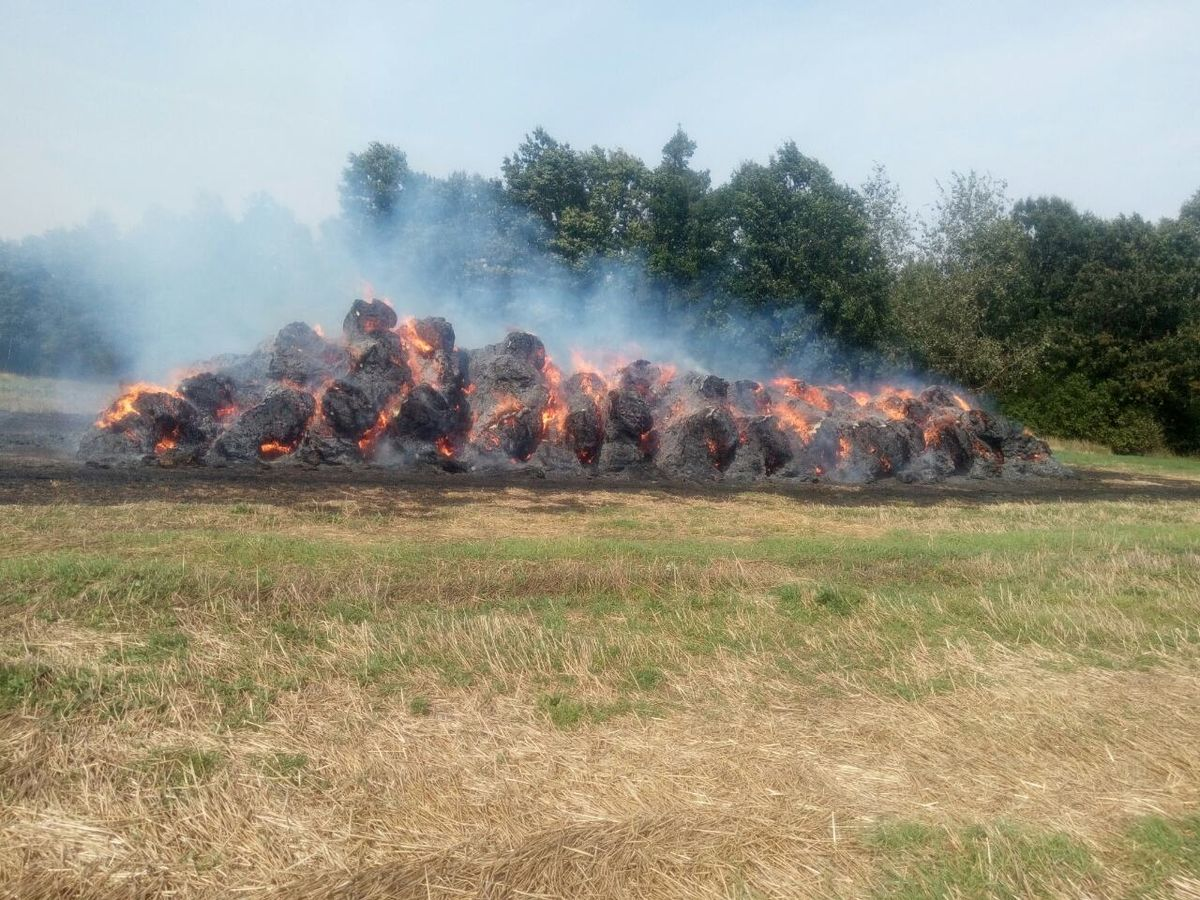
2 468 1199 897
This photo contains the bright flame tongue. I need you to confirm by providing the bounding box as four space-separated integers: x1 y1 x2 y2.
540 357 568 438
96 383 179 429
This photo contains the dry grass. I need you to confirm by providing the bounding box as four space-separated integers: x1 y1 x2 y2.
3 482 1200 898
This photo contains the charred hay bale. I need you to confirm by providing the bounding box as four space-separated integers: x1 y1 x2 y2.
597 440 653 474
605 390 653 442
179 372 238 420
596 388 656 472
877 393 923 424
343 299 398 339
961 408 1018 449
410 316 455 353
391 384 458 443
499 331 546 371
910 413 973 478
352 332 409 382
79 390 209 465
614 360 672 403
833 420 921 482
919 386 962 410
657 407 739 478
1000 431 1073 478
791 420 851 481
321 379 381 440
78 429 145 466
268 322 348 386
474 404 543 462
465 332 553 461
468 333 546 396
208 387 315 462
725 415 794 480
896 450 959 483
295 433 362 465
564 406 604 466
403 316 466 391
558 372 607 466
684 373 728 402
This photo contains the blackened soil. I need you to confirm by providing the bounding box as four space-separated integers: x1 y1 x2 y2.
1 455 1197 512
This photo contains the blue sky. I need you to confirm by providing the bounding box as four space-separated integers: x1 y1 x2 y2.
2 0 1197 238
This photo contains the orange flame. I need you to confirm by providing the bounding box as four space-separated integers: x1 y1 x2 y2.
357 409 391 453
772 405 814 442
772 378 833 412
540 357 568 438
96 384 179 429
259 440 296 460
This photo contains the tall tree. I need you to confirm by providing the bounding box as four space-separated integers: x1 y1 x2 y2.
709 142 891 355
861 163 914 273
501 128 587 230
339 142 418 238
645 126 712 286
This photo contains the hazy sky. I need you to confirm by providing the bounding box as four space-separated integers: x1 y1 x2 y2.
2 0 1197 239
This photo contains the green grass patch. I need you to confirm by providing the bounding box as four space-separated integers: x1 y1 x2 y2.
259 751 309 784
1055 448 1200 478
1124 812 1200 895
536 692 657 729
141 747 223 788
866 819 1097 898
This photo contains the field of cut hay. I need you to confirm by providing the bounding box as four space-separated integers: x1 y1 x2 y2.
3 454 1200 898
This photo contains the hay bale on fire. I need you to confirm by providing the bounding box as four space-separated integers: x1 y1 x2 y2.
655 374 739 479
76 296 1071 483
466 331 551 464
207 387 315 463
79 388 210 466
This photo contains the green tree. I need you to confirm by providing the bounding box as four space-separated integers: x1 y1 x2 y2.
890 172 1041 393
644 126 713 285
708 142 891 354
339 142 420 238
861 163 914 273
501 128 588 229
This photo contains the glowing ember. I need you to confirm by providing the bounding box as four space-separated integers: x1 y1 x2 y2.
259 440 295 459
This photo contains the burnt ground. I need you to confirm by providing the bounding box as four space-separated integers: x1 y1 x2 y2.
2 408 1198 510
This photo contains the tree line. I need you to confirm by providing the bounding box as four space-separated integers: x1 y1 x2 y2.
2 128 1197 454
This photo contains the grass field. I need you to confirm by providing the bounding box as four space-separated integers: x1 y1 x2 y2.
2 455 1200 897
0 372 116 415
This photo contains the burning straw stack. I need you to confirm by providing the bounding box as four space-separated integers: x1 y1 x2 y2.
79 298 1069 483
